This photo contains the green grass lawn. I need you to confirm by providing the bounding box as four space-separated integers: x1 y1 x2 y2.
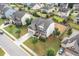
53 16 64 23
0 48 5 56
0 19 5 25
23 37 61 56
37 12 47 17
68 21 79 30
5 25 28 39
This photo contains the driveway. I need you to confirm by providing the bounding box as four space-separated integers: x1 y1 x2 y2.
0 34 29 56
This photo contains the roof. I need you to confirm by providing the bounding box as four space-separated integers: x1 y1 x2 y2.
27 3 36 8
3 7 10 14
69 34 79 43
59 3 68 8
41 4 54 12
29 18 53 31
12 11 25 20
0 4 6 11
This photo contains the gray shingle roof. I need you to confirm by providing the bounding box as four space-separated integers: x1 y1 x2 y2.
29 18 53 31
12 11 25 20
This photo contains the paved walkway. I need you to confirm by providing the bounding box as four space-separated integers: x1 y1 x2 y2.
21 43 37 56
15 33 33 45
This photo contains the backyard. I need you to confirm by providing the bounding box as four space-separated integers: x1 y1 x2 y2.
68 21 79 30
0 48 5 56
23 36 61 56
53 16 64 23
5 25 28 39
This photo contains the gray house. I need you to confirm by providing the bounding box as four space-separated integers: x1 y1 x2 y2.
11 11 25 26
40 3 56 13
62 32 79 56
0 3 8 18
58 3 70 19
12 11 32 26
73 4 79 11
73 14 79 24
28 18 55 38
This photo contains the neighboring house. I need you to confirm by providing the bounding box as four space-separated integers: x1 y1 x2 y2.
28 18 55 38
12 11 32 25
4 7 16 18
72 14 79 24
59 3 69 9
40 3 57 13
0 3 8 18
61 31 79 56
58 8 70 19
58 3 70 19
26 3 44 10
73 4 79 11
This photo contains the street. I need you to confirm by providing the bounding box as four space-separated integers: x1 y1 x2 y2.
0 34 29 56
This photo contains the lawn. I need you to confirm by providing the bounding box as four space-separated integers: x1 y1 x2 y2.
0 48 5 56
68 21 79 30
53 16 64 23
0 19 5 25
5 25 28 39
23 37 61 56
37 12 47 17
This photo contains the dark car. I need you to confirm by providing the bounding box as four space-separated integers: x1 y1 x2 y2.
4 21 9 25
0 30 4 34
58 47 65 55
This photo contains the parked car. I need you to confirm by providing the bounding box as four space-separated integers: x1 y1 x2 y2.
0 30 4 34
4 21 9 25
58 47 65 55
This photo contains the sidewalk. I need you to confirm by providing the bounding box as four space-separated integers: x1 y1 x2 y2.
1 28 17 40
21 43 38 56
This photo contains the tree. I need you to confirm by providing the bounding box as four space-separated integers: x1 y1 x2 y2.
26 18 32 26
14 28 21 38
47 48 55 56
53 28 60 37
32 37 38 44
67 28 72 36
39 37 47 42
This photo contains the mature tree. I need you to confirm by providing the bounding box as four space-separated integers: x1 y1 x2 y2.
39 37 47 42
32 37 38 44
53 28 60 37
67 28 72 36
47 48 55 56
26 18 32 26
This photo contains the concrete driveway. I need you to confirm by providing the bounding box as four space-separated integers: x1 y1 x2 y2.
0 34 29 56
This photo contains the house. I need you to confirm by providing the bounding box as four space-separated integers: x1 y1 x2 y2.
12 11 32 25
3 7 16 18
26 3 44 10
61 31 79 56
72 14 79 24
28 18 55 38
58 3 70 19
59 3 68 9
0 3 8 18
40 3 58 13
73 4 79 11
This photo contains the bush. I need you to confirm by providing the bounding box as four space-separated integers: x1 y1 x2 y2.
46 48 55 56
39 37 47 42
31 37 38 44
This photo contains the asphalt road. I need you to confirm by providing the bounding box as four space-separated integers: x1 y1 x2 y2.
0 34 28 56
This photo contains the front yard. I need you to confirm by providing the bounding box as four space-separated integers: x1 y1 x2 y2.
0 48 5 56
5 25 28 39
0 19 5 25
23 37 61 56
